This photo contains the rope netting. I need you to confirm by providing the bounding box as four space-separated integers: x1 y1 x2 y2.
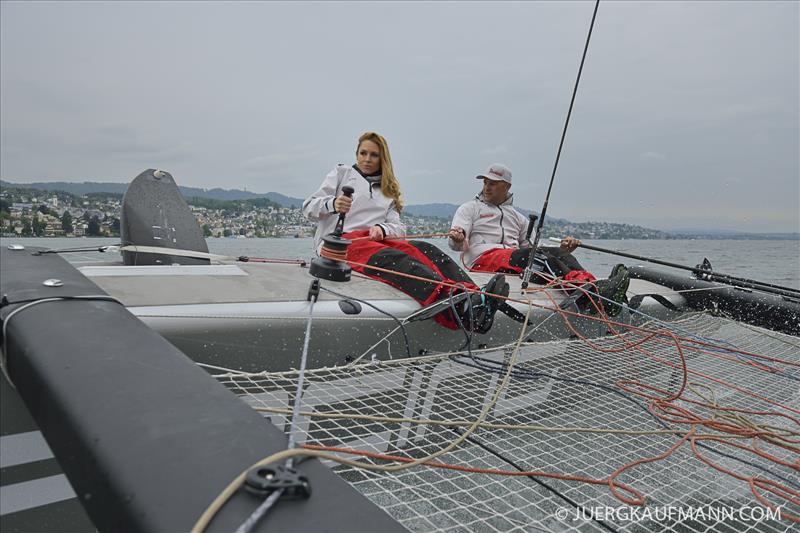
215 313 799 532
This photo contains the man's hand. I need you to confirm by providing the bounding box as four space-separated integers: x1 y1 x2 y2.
368 225 385 241
449 227 466 243
560 236 581 253
334 195 352 214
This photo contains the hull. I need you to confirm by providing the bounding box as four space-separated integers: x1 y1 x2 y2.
81 261 689 372
630 265 800 335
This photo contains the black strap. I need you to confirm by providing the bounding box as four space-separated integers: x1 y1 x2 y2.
628 293 679 311
406 292 469 323
496 301 533 325
558 290 585 311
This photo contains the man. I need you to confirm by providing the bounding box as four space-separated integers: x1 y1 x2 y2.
448 163 629 315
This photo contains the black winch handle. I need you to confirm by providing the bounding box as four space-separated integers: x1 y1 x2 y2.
525 214 538 243
333 186 355 236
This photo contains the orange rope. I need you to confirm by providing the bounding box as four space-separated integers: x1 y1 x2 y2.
477 269 798 518
690 437 800 522
544 282 800 416
606 427 696 505
300 443 646 504
323 246 799 415
342 252 798 387
349 233 452 241
319 247 348 262
295 248 799 522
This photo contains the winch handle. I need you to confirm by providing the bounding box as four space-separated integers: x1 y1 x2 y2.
333 186 355 236
525 214 538 243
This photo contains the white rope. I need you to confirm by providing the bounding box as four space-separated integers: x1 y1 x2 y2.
195 362 250 374
117 244 234 262
347 324 405 367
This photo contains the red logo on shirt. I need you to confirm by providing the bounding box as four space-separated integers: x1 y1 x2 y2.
479 213 494 219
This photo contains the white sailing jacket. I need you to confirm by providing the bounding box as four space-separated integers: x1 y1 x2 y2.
303 165 405 252
449 192 533 268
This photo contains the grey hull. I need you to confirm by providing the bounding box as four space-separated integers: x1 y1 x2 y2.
81 261 688 372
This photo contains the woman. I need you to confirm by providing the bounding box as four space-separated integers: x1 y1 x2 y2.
303 132 508 333
303 131 404 249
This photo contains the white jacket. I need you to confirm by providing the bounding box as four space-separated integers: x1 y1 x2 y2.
449 192 534 268
303 165 405 252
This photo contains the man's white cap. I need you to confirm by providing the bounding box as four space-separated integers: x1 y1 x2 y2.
476 163 512 184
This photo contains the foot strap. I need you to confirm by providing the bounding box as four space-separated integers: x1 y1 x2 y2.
406 292 470 323
496 301 532 325
628 293 679 311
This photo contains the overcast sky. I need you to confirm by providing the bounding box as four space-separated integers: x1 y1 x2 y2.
1 1 798 232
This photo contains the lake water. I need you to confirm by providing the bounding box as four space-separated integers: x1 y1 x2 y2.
3 236 799 290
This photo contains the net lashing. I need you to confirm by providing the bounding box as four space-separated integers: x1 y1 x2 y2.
215 313 799 532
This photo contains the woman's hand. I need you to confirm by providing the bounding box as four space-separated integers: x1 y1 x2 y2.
369 225 385 241
560 236 581 253
334 195 352 214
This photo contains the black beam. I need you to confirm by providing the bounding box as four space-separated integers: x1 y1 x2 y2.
0 246 405 533
630 265 800 336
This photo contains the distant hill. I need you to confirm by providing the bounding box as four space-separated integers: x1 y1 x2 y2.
404 202 567 226
263 192 304 208
3 179 796 239
0 179 305 207
666 229 799 240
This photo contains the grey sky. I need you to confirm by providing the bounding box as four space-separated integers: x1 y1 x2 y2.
1 1 798 232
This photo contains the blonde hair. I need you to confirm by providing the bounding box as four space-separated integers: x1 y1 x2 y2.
357 131 403 213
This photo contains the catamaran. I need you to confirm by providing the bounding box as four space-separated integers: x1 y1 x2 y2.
1 1 798 530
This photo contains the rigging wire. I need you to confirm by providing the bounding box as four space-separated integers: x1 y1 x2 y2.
30 243 123 254
318 285 413 359
521 0 601 289
232 282 319 533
